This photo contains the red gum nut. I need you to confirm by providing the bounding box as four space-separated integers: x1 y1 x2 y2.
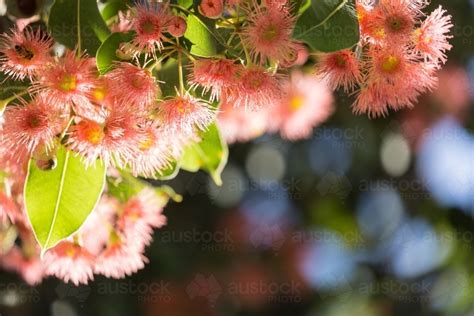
199 0 224 19
168 16 187 37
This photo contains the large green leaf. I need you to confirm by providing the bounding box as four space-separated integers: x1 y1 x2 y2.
294 0 360 52
180 123 228 185
96 31 134 73
24 145 106 254
184 14 217 57
100 0 131 21
48 0 110 55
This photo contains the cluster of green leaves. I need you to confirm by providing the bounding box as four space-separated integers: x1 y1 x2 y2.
24 0 359 253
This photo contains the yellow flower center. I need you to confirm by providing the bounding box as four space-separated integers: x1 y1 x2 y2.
93 86 107 102
262 24 279 41
381 55 400 73
139 131 155 151
82 122 104 145
59 74 77 92
289 95 304 111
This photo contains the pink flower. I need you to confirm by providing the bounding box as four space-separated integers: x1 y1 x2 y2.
0 98 67 156
67 107 142 167
168 16 187 37
241 4 296 63
94 233 148 279
218 101 269 143
316 50 362 92
44 241 95 285
79 196 119 256
157 92 215 135
368 0 416 44
111 10 133 33
0 27 53 80
130 1 171 56
413 6 453 67
223 66 282 110
0 191 21 224
106 62 158 111
199 0 224 19
270 73 334 140
117 188 167 247
1 247 45 285
33 50 97 117
127 125 176 178
189 58 239 102
353 46 437 117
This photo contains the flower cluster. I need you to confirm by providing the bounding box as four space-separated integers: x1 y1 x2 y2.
0 182 168 285
316 0 453 117
0 0 452 285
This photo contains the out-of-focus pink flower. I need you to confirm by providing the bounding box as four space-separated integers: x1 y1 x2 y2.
44 241 95 285
218 101 268 143
94 233 148 279
1 247 45 285
270 72 334 140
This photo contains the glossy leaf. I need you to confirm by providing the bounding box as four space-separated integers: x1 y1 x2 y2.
155 161 181 181
24 146 106 253
294 0 360 52
48 0 110 55
101 0 130 21
180 124 228 185
96 31 134 73
184 14 217 57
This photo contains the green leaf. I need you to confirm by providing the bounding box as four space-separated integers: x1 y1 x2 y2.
155 161 181 181
24 145 106 253
184 14 217 57
171 0 193 8
180 124 228 185
48 0 111 55
96 31 134 73
293 0 360 52
0 73 30 100
101 0 131 21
